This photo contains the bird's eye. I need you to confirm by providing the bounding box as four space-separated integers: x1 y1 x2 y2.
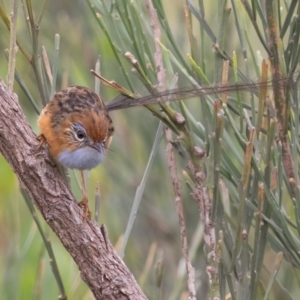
76 131 85 141
72 123 86 142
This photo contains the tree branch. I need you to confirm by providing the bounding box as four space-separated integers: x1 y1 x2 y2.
0 79 147 300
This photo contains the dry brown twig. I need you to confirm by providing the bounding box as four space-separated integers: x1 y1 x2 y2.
0 79 147 300
146 0 197 299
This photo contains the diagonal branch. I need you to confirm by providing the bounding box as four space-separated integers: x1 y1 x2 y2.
0 79 147 300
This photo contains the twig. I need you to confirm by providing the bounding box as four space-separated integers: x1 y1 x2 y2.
25 0 47 104
50 33 60 98
264 0 295 196
190 166 216 294
0 2 31 61
146 0 197 299
166 139 197 300
95 183 101 223
7 0 18 90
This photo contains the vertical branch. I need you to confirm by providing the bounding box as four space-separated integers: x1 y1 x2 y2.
7 0 18 90
0 3 31 61
25 0 47 104
166 137 197 300
145 0 166 88
146 0 197 298
191 164 217 297
264 0 295 194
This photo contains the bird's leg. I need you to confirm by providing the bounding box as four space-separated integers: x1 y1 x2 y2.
78 170 91 220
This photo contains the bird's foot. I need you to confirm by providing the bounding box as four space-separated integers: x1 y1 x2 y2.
78 196 91 221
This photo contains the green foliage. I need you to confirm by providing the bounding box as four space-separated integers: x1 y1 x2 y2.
0 0 300 299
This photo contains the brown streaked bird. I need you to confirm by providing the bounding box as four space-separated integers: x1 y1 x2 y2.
38 86 114 219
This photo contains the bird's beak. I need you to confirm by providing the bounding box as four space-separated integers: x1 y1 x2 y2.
89 142 104 153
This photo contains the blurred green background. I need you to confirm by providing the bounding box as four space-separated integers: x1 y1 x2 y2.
1 0 299 299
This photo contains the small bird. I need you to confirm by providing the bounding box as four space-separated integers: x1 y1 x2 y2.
37 86 114 219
